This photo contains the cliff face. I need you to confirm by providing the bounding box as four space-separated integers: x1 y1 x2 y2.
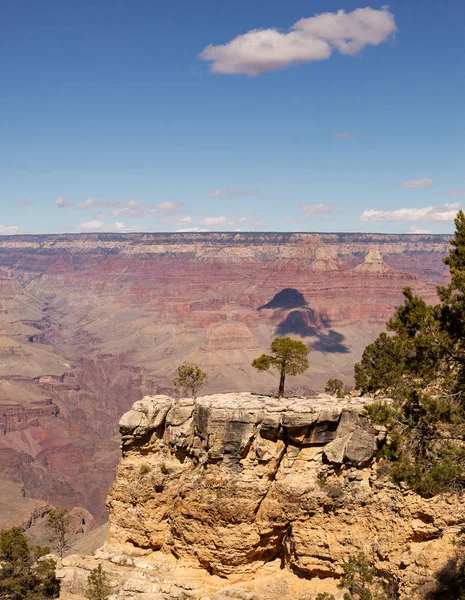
59 393 465 600
0 233 451 525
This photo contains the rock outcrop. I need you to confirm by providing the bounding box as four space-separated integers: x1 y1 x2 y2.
56 393 465 600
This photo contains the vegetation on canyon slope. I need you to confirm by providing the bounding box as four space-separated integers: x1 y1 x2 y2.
356 210 465 496
45 508 71 559
0 527 59 599
252 336 310 398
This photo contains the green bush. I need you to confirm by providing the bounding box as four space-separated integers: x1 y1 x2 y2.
325 378 344 395
0 526 60 599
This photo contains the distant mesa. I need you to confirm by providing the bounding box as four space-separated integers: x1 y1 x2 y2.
310 245 340 271
258 288 307 310
353 245 393 274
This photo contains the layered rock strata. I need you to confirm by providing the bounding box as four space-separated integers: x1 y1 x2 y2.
58 393 465 600
0 232 452 529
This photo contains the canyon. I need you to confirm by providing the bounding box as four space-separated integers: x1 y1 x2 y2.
0 232 451 526
58 393 465 600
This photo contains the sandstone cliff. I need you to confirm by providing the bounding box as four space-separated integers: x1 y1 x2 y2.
59 394 465 600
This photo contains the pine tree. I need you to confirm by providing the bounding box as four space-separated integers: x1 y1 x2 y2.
252 337 310 398
46 507 71 558
85 564 111 600
172 364 207 399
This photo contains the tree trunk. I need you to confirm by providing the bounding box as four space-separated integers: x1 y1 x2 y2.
278 369 286 399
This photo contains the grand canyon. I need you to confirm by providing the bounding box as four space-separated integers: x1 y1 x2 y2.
0 232 451 526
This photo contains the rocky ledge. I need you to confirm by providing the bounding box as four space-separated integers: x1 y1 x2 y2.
59 394 465 600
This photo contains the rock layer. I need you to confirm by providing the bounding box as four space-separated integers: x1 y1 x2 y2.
0 233 452 525
92 394 465 599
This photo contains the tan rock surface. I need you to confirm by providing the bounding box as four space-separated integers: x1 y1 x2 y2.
57 393 465 600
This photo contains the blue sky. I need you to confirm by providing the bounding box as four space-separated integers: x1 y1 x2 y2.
1 0 464 234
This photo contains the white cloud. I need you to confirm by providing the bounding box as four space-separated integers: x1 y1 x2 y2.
199 215 236 228
208 188 260 198
401 178 434 189
200 7 396 75
176 216 194 226
438 188 465 197
147 201 184 218
176 227 211 232
125 199 141 209
15 199 31 206
77 197 119 209
360 202 461 223
408 227 433 234
55 195 68 208
301 202 334 215
103 199 183 219
0 224 23 234
78 220 138 232
238 216 265 226
331 132 361 138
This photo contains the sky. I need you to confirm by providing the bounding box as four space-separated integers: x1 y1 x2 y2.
1 0 464 235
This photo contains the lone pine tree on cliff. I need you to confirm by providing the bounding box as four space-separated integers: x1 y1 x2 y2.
252 336 310 398
172 364 207 399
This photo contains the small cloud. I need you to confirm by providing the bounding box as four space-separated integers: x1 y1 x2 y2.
199 7 396 76
176 227 211 232
360 202 461 223
147 201 184 218
101 199 183 219
126 199 141 209
401 178 434 189
301 202 334 215
437 188 465 197
78 220 138 232
175 216 194 226
199 215 235 228
77 197 119 209
0 224 23 234
331 132 362 138
55 195 69 208
208 188 260 198
15 200 31 207
237 216 266 229
408 227 433 234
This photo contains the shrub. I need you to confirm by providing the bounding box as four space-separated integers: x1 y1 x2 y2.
0 526 60 599
325 378 344 395
85 564 111 600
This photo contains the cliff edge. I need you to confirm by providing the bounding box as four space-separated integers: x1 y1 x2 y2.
59 393 465 600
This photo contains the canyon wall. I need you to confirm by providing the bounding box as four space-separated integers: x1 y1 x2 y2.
0 233 451 523
58 393 465 600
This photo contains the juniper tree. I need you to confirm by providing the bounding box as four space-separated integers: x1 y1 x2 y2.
46 507 71 559
172 364 207 399
252 336 309 398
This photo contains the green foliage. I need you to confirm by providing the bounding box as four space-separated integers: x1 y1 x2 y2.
46 507 71 559
0 526 59 599
252 336 310 398
315 594 336 600
339 552 398 600
85 564 111 600
172 364 207 399
139 464 151 475
355 211 465 496
365 392 465 495
325 378 344 395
